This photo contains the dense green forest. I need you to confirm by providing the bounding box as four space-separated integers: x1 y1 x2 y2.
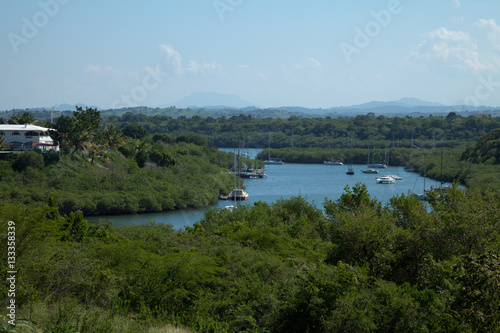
96 112 500 149
1 184 500 332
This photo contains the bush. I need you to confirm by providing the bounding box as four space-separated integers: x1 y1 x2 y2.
44 153 60 166
12 151 44 172
153 133 176 144
176 132 207 146
122 124 149 139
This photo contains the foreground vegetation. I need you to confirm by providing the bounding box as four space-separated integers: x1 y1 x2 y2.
1 183 500 332
1 108 499 331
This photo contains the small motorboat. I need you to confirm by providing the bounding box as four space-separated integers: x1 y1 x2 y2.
376 176 395 184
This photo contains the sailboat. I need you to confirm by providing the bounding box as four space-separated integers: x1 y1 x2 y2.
264 132 285 165
367 143 387 168
324 132 343 165
227 150 249 201
241 137 249 157
346 133 354 175
376 145 395 184
362 145 378 173
412 156 428 200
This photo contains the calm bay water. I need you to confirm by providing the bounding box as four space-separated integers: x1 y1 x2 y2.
87 149 438 229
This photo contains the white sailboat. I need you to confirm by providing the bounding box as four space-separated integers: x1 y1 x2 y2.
264 132 285 165
376 145 395 184
324 132 343 165
412 156 429 200
227 150 249 201
346 133 354 175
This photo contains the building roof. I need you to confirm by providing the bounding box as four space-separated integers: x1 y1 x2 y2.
0 124 55 132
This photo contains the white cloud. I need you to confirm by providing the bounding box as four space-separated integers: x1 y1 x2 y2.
84 64 120 76
159 44 221 76
475 18 500 51
159 44 184 75
409 27 488 72
453 0 461 8
290 58 323 70
304 58 322 70
186 61 222 75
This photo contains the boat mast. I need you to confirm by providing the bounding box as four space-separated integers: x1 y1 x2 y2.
423 156 427 192
385 144 388 176
233 150 237 203
440 150 443 188
268 131 271 161
238 145 241 190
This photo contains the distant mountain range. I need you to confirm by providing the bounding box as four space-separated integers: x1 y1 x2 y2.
341 97 445 109
2 93 499 118
163 93 447 111
161 92 494 116
54 103 102 111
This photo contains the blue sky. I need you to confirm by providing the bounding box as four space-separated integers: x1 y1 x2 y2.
1 0 500 110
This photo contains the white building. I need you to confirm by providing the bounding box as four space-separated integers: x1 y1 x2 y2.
0 124 59 152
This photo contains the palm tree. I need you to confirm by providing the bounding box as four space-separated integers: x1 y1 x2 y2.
82 140 110 165
0 134 7 151
8 112 36 125
70 125 94 156
103 125 125 150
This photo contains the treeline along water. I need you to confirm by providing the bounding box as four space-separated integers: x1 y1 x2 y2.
88 149 440 229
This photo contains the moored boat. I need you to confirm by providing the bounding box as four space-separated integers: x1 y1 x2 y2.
376 175 395 184
324 160 343 165
226 189 249 201
264 158 285 165
412 156 428 200
362 168 379 174
367 161 387 168
264 132 285 165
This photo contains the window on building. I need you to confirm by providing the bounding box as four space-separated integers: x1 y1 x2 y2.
12 132 20 136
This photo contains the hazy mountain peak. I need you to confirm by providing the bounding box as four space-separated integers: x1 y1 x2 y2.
395 97 444 107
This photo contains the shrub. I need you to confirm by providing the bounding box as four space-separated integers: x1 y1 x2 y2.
12 151 44 172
